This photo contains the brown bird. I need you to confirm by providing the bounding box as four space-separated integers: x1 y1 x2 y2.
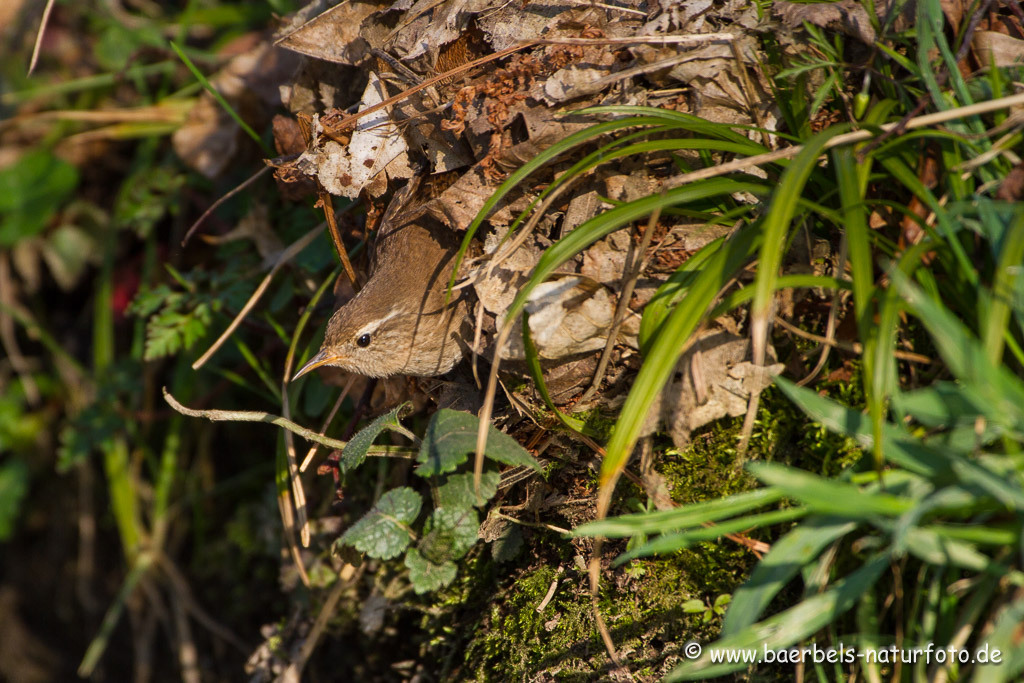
292 182 468 380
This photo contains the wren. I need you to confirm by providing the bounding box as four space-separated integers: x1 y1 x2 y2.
292 196 468 380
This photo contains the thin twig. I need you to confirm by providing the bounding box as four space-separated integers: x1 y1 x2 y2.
281 381 311 550
321 41 539 143
300 375 356 472
493 511 570 535
162 387 416 456
536 568 564 612
192 224 321 369
0 254 40 404
28 0 56 75
318 191 360 289
579 204 660 403
181 166 271 246
589 539 628 672
537 33 736 46
660 91 1024 189
774 316 932 364
730 40 771 149
156 553 250 656
797 234 848 387
559 0 647 15
480 172 583 286
282 564 359 682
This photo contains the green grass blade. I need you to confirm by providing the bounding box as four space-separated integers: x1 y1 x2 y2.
667 554 890 680
597 221 762 502
722 516 857 635
77 554 154 676
613 507 807 564
748 462 916 518
169 41 271 154
449 115 678 292
892 269 1024 431
575 487 785 537
775 377 951 476
749 126 850 366
521 311 589 434
983 212 1024 363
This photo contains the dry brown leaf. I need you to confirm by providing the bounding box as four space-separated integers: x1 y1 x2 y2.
645 330 783 448
275 0 383 65
972 30 1024 68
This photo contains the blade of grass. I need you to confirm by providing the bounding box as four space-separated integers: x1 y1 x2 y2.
983 212 1024 363
667 554 890 680
169 41 271 155
722 516 858 635
595 220 762 517
576 487 786 537
77 553 154 676
613 507 807 564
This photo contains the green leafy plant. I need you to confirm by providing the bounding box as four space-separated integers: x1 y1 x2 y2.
336 407 541 593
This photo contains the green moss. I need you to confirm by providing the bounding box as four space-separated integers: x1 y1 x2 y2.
398 364 871 679
461 560 697 679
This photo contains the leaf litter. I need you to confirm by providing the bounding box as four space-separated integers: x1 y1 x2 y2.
161 0 866 674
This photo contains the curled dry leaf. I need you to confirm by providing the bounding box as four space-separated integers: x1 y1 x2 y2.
274 0 380 65
972 31 1024 68
645 330 784 448
298 72 413 199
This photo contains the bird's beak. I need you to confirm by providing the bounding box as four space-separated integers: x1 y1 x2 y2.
291 350 341 382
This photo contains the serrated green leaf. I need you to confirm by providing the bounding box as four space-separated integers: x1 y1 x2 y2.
341 402 412 473
490 522 523 563
128 285 175 318
143 300 212 360
420 506 479 563
416 410 540 476
338 487 422 560
405 547 458 594
436 471 501 509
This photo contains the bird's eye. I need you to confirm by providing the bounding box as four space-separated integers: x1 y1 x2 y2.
356 333 371 347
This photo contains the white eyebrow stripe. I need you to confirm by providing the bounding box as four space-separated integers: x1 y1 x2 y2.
355 310 402 338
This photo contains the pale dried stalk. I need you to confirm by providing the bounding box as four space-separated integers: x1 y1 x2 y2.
579 205 661 403
182 166 272 246
28 0 56 75
162 387 415 457
538 33 736 46
192 224 322 369
661 91 1024 190
299 375 356 472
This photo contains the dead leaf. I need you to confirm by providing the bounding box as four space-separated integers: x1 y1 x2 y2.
275 0 382 65
646 330 783 447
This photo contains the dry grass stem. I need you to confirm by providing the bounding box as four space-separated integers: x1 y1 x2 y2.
579 205 660 403
300 375 356 472
662 91 1024 189
162 387 417 455
181 166 272 246
28 0 56 75
774 316 932 364
192 224 321 369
